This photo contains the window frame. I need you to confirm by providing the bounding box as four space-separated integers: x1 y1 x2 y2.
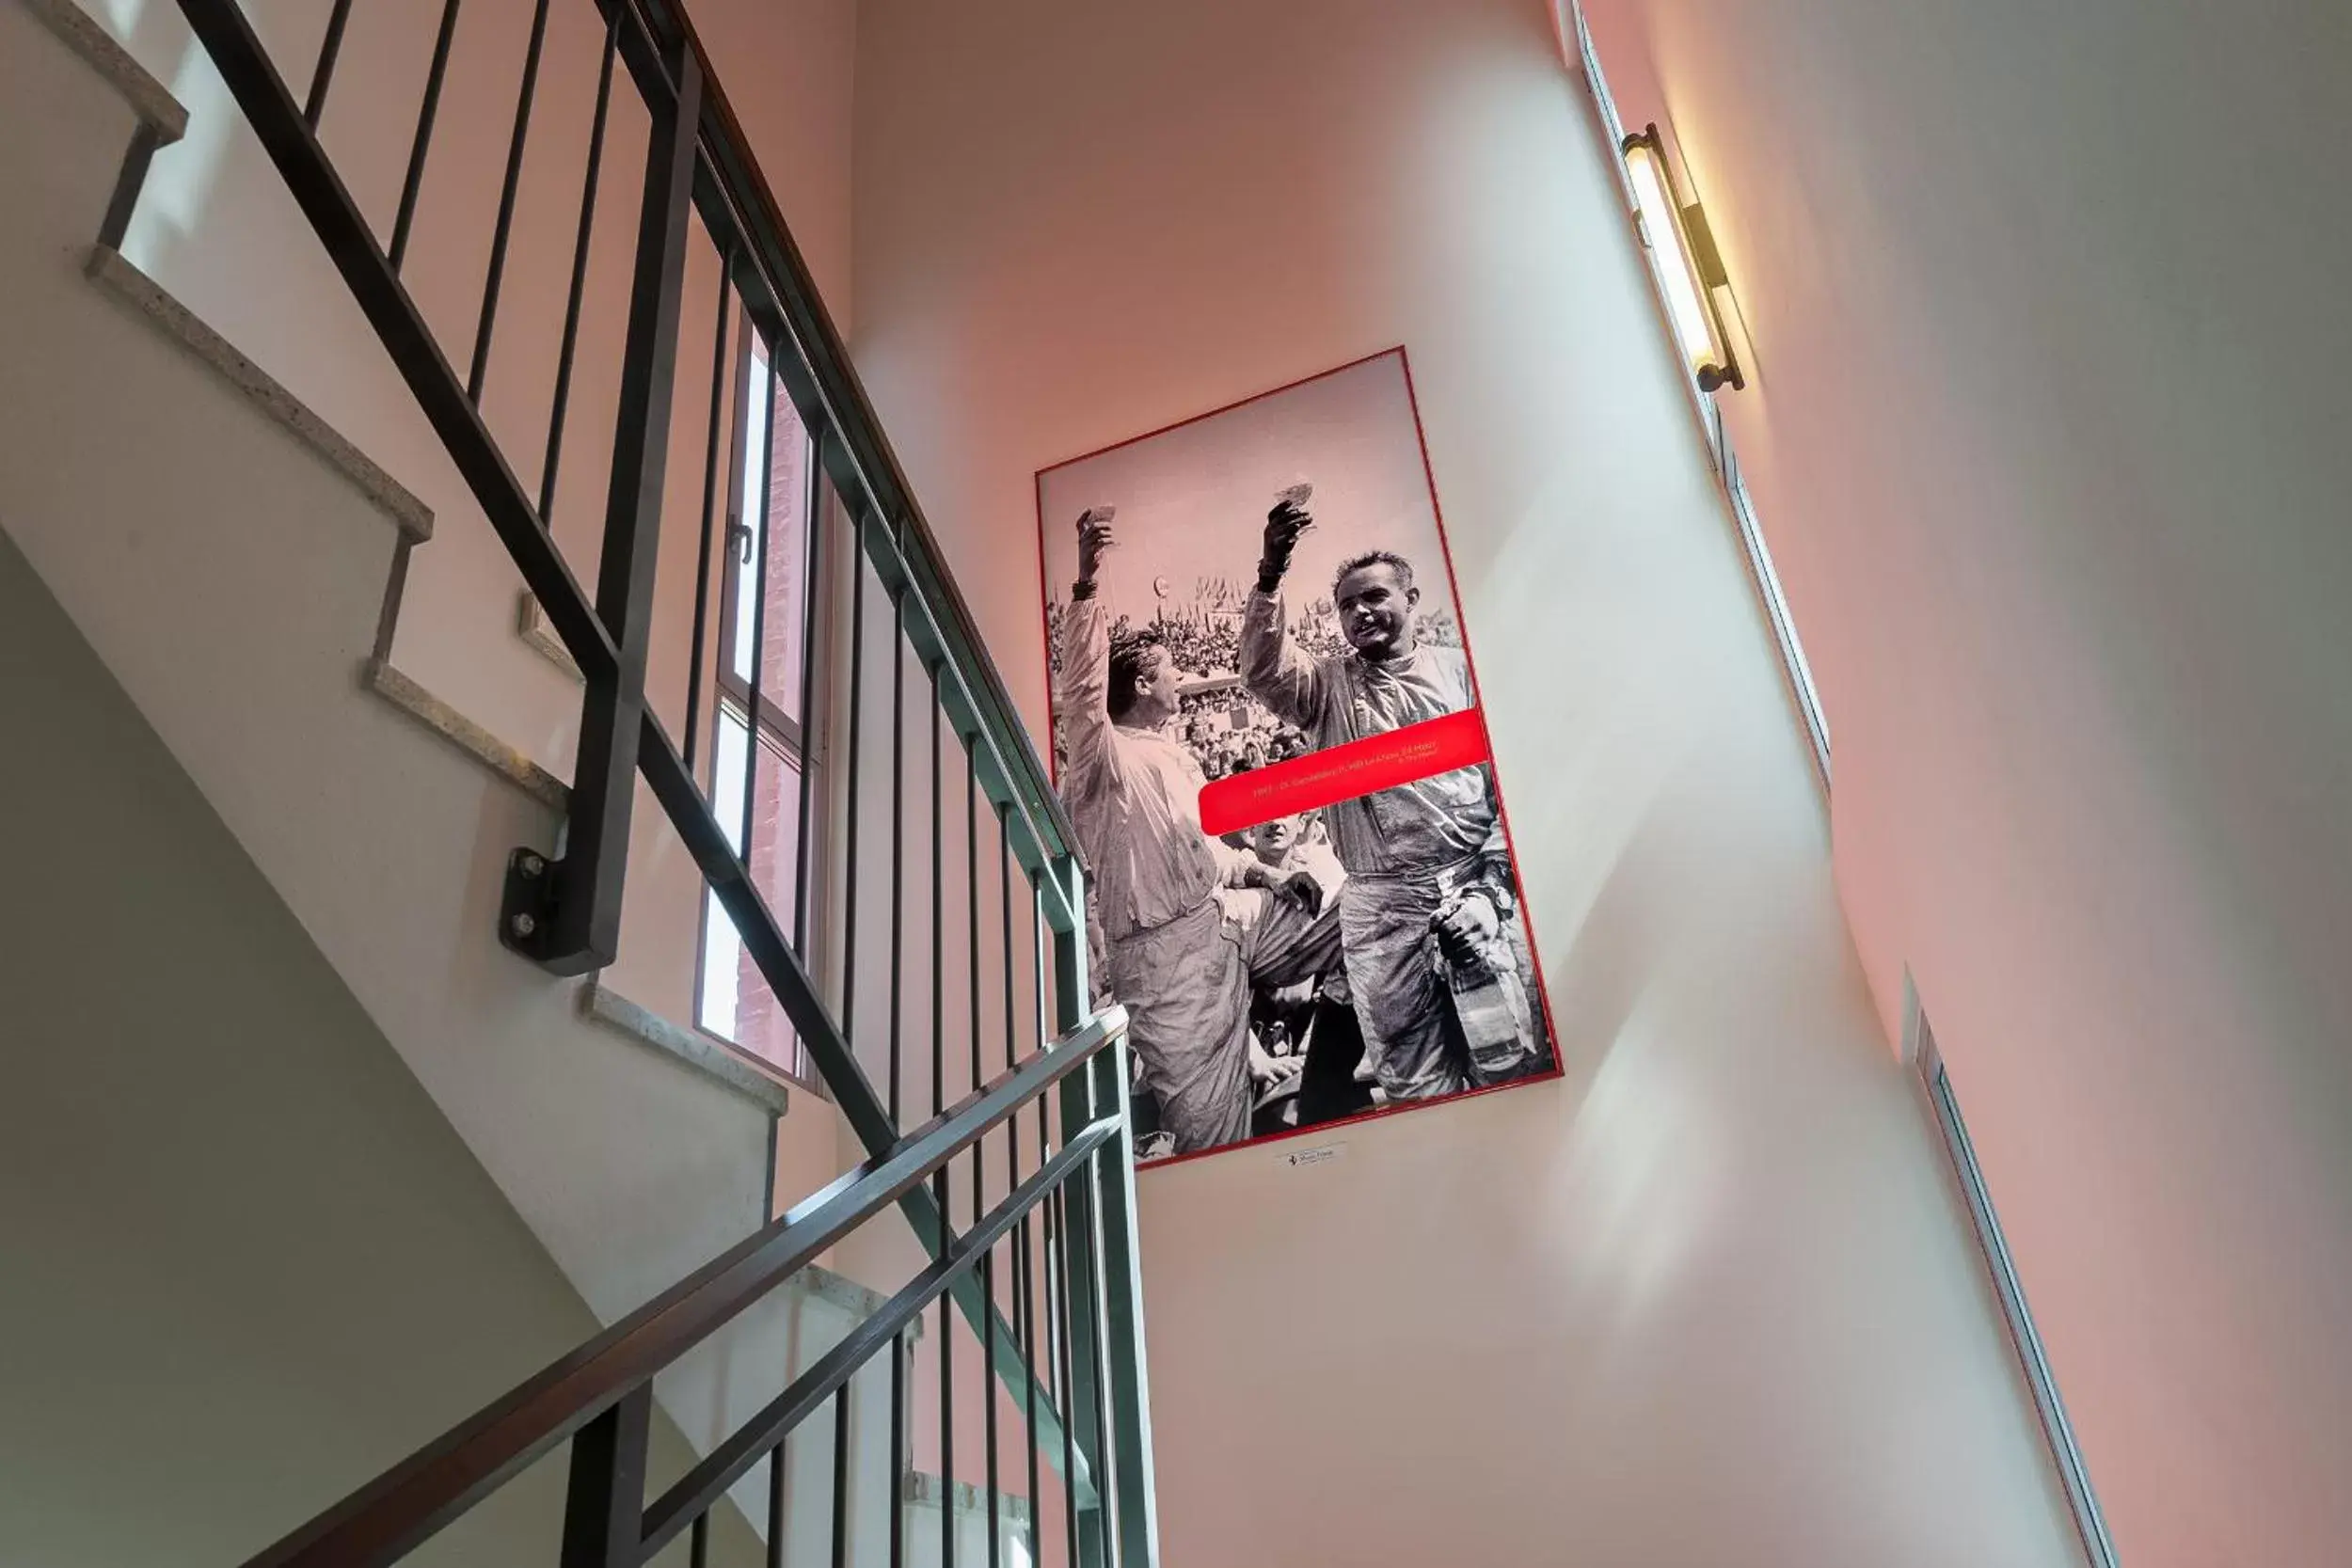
1910 1000 2120 1568
688 321 829 1098
713 333 810 768
1720 430 1831 782
1565 0 1832 788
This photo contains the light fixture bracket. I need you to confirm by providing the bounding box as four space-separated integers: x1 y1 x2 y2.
1620 122 1744 392
1680 199 1730 291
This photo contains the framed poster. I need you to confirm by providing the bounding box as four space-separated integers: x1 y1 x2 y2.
1036 348 1558 1166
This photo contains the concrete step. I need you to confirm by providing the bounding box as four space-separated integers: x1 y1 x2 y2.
0 415 770 1568
0 5 863 1548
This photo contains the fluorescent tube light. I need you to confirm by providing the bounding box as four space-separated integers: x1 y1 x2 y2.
1622 123 1743 392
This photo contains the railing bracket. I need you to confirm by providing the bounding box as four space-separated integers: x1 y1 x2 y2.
498 845 563 962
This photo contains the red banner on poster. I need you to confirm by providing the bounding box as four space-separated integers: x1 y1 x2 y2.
1197 708 1492 837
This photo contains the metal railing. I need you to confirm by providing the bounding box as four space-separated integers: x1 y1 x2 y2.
143 0 1158 1557
241 1010 1134 1567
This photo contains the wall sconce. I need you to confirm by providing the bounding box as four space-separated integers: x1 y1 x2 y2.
1621 122 1743 392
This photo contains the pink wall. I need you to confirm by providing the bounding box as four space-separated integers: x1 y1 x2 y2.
1578 2 2352 1562
850 1 2081 1562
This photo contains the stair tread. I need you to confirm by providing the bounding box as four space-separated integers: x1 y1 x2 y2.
14 0 185 141
87 245 434 542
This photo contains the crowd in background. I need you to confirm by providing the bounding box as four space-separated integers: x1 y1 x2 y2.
1043 595 1458 782
1179 704 1306 781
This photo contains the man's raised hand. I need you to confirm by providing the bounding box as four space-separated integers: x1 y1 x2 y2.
1258 499 1314 588
1075 508 1117 587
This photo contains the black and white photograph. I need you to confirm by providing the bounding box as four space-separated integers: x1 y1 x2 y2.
1036 349 1558 1165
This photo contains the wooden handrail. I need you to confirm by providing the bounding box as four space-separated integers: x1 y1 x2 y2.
638 1113 1123 1559
238 1011 1123 1568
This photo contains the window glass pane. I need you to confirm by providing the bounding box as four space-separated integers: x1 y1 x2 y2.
694 705 805 1078
1724 448 1830 775
697 710 753 1041
724 349 814 721
729 353 770 689
704 336 826 1083
734 721 803 1075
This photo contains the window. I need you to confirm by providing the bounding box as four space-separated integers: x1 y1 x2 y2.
1568 0 1628 170
696 337 819 1085
1721 432 1831 780
1567 0 1830 785
1915 1010 2119 1568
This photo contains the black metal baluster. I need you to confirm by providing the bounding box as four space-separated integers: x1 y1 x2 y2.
983 1236 1002 1568
933 716 952 1568
836 530 867 1037
302 0 356 128
1007 812 1042 1568
1033 881 1057 1217
1000 809 1021 1085
1050 1186 1081 1568
1080 1150 1119 1568
766 1441 785 1568
538 7 618 524
888 609 905 1124
1033 875 1060 1561
467 0 552 403
791 430 825 957
560 1384 652 1568
502 44 704 974
998 811 1023 1295
931 689 945 1126
1040 883 1058 1278
1089 1027 1157 1568
889 1330 906 1568
739 364 777 862
939 1170 956 1568
1020 1202 1043 1568
966 755 1003 1560
968 752 985 1216
1052 931 1113 1568
680 245 734 778
831 1382 850 1568
387 0 462 271
689 1510 709 1568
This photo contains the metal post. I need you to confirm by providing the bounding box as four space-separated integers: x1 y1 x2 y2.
503 45 706 973
559 1386 652 1568
1089 1034 1161 1568
831 1383 851 1568
1048 852 1155 1566
767 1441 786 1568
1050 858 1110 1566
889 1331 906 1568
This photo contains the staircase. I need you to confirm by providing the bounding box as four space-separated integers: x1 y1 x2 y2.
0 0 1153 1560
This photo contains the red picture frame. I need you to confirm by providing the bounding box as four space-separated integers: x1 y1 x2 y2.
1033 346 1562 1170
